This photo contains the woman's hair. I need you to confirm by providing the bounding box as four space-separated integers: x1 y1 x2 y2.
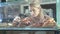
30 3 44 20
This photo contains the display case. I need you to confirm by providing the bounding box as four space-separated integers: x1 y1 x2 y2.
0 0 57 30
0 1 57 34
0 0 58 34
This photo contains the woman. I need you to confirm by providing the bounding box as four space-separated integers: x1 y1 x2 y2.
18 1 56 28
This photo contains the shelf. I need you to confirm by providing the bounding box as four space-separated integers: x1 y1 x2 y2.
0 28 57 31
40 1 56 5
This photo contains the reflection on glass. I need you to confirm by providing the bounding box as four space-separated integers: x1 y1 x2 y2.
0 0 56 29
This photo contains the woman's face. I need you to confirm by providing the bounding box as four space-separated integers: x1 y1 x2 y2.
30 7 40 17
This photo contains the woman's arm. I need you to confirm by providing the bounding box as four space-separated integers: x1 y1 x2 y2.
17 17 32 27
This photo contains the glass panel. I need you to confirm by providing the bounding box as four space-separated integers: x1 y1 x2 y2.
0 0 56 30
57 0 60 29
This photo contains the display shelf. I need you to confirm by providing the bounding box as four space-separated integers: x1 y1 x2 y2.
0 28 57 31
40 1 56 5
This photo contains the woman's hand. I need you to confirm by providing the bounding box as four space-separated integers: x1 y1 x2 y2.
21 17 31 25
42 18 56 27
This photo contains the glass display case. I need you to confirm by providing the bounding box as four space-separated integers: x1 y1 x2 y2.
0 0 59 34
0 0 57 31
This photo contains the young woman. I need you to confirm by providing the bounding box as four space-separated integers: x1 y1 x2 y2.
13 0 56 28
18 3 56 28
